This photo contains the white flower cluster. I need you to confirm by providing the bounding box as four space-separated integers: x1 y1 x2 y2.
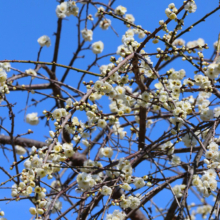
151 67 203 132
23 144 73 178
0 67 10 103
121 183 131 191
204 62 220 79
76 159 103 191
29 199 62 216
117 158 133 180
133 26 146 39
119 194 141 209
112 122 127 139
0 62 10 72
99 19 111 30
133 177 145 189
9 2 220 218
125 14 135 24
115 5 127 16
25 69 37 79
194 74 211 89
52 103 100 146
56 1 79 18
81 159 103 173
52 108 68 120
187 38 205 49
51 180 61 192
108 86 135 113
182 133 197 148
106 210 126 220
184 1 197 13
26 112 39 125
76 172 96 191
214 106 220 118
56 107 96 145
83 34 157 141
65 98 73 107
165 3 178 20
172 38 185 47
193 92 214 121
172 184 186 198
94 6 104 18
138 57 154 78
117 30 146 56
15 145 27 155
204 141 220 169
81 28 93 42
192 168 217 197
186 202 220 219
196 205 212 219
160 141 174 155
170 155 181 166
11 181 40 198
37 35 51 47
54 142 75 158
99 147 113 158
103 158 133 182
101 185 112 196
12 139 72 218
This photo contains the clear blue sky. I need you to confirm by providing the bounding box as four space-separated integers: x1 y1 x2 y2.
0 0 220 219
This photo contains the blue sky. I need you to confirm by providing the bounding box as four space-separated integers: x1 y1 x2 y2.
0 0 220 219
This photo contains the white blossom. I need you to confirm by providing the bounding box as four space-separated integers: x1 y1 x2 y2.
92 41 104 54
81 28 93 41
172 184 186 198
170 155 181 166
25 69 37 78
106 210 126 220
0 62 11 72
66 1 79 16
15 145 26 155
125 14 135 23
172 39 185 47
66 98 73 107
101 186 112 196
0 69 7 83
214 107 220 117
184 2 197 13
52 108 67 119
31 155 43 168
37 35 51 47
200 108 214 121
129 196 140 209
121 183 131 191
115 5 127 16
207 142 218 152
99 147 113 158
26 113 39 125
97 119 107 128
134 177 145 189
56 2 67 18
120 196 131 209
99 19 111 30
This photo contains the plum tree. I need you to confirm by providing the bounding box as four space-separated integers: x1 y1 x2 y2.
1 1 220 219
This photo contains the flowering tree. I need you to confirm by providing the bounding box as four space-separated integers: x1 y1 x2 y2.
1 0 220 219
